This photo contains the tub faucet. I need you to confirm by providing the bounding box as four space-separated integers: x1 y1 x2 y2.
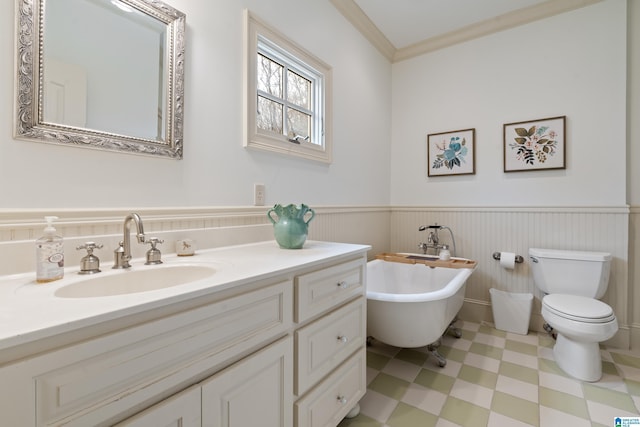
113 213 146 269
428 230 439 246
418 224 441 255
418 224 457 257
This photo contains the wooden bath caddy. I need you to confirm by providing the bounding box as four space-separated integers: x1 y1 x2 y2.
375 253 477 269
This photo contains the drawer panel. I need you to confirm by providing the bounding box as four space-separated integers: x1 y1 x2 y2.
295 348 366 427
114 384 201 427
295 297 365 396
295 258 364 323
35 280 292 426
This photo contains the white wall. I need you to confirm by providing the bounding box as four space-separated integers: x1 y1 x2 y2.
386 0 635 347
629 0 640 349
0 0 391 209
390 0 627 207
630 0 640 205
1 0 638 346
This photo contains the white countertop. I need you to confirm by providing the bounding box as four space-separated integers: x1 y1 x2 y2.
0 240 370 355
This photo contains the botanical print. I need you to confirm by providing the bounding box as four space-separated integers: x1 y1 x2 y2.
504 116 565 172
508 125 558 166
427 128 475 176
432 135 468 170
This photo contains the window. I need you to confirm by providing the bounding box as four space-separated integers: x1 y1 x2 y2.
244 10 333 163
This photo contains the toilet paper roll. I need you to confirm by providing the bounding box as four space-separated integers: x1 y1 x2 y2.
499 252 516 270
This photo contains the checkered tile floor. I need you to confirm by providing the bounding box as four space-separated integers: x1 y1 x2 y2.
338 321 640 427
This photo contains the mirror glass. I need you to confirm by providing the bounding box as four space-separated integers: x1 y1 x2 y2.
15 0 185 159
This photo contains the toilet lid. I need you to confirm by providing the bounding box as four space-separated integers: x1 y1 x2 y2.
543 294 615 323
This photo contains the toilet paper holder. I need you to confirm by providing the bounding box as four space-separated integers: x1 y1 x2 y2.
492 252 524 263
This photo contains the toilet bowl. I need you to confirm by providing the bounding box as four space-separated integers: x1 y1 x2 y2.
542 294 617 382
529 248 617 382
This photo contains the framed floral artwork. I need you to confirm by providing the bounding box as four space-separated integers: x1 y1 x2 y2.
427 128 475 176
503 116 566 172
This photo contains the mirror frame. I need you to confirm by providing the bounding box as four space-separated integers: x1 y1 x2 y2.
14 0 186 159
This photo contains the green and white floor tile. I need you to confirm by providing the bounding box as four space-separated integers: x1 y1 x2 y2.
338 321 640 427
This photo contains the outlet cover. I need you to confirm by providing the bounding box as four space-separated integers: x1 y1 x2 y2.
254 183 265 206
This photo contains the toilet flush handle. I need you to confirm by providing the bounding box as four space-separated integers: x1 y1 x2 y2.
530 257 539 263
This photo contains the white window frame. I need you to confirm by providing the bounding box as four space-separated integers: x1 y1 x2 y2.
243 10 333 163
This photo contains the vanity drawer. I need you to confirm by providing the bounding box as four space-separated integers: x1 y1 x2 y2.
295 258 364 323
295 297 365 396
35 280 292 427
295 347 366 427
114 384 201 427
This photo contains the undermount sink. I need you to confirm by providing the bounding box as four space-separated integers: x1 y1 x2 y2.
54 265 217 298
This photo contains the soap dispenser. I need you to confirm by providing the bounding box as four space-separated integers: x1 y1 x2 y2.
36 216 64 283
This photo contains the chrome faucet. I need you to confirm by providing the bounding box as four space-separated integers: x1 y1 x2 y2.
113 213 146 269
418 224 441 255
418 224 457 257
428 229 439 246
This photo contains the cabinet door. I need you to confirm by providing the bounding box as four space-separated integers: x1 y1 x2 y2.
114 385 201 427
33 280 292 427
202 336 293 427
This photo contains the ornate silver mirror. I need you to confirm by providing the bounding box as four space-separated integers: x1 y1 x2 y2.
15 0 185 159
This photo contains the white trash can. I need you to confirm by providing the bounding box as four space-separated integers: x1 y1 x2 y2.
489 288 533 335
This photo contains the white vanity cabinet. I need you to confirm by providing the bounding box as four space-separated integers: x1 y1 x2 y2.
294 258 367 426
0 242 368 427
119 336 293 427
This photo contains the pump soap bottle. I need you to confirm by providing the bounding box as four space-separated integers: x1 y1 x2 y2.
36 216 64 283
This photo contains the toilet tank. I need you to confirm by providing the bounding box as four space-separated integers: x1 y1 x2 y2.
528 248 612 298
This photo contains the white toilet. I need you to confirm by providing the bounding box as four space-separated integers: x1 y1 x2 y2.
529 248 618 382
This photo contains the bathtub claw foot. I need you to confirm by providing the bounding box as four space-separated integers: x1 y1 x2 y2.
427 339 447 367
445 316 462 339
448 326 462 339
431 349 447 367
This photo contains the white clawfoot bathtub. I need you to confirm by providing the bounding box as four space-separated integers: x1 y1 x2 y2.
366 256 475 365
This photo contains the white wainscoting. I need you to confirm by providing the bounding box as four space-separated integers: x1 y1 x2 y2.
0 207 389 276
631 206 640 350
0 205 635 348
389 206 630 349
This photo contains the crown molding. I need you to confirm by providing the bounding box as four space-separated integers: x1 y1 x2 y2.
329 0 395 61
331 0 603 63
393 0 603 62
